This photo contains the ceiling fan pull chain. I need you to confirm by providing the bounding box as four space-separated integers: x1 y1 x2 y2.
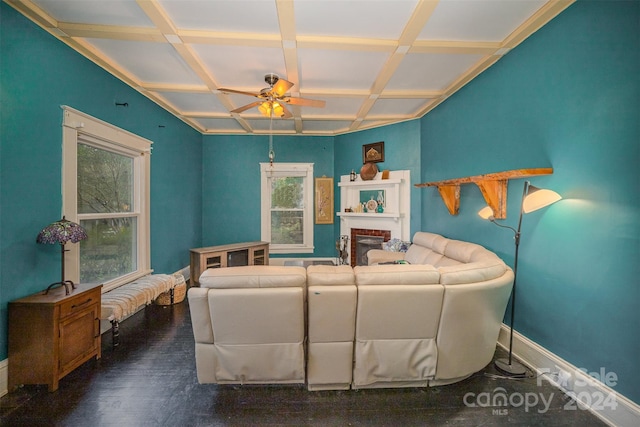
269 108 275 167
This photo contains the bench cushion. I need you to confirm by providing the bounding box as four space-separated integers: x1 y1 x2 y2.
101 274 177 321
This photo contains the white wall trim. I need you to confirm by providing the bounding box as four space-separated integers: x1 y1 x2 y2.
498 325 640 427
0 358 8 398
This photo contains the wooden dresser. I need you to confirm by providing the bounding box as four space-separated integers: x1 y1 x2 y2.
8 283 102 392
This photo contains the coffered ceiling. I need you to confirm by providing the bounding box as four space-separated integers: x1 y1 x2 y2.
6 0 574 135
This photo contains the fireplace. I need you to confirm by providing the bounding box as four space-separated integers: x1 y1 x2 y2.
350 228 390 266
338 170 410 264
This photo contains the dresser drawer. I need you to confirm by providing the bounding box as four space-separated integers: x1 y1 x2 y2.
59 288 100 318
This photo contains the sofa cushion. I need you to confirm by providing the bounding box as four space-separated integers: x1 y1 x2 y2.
412 232 448 254
199 265 306 289
405 232 450 265
438 261 508 285
404 245 440 265
307 265 354 286
354 264 440 286
404 245 446 266
208 287 304 343
442 239 487 263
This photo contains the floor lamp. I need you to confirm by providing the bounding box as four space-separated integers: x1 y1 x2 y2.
478 180 561 376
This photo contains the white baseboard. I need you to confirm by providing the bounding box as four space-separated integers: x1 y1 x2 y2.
0 358 7 398
498 325 640 427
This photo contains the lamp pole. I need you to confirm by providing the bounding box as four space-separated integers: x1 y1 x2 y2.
493 181 529 376
479 180 561 376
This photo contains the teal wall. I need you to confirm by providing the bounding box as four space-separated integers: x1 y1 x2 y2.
0 4 203 359
420 0 639 404
201 134 335 256
2 0 638 407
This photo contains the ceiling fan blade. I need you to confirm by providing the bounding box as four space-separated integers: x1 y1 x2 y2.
285 97 326 108
219 88 262 98
231 101 262 114
272 78 294 97
279 103 293 119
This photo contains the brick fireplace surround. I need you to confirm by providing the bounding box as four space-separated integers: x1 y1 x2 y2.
350 228 390 267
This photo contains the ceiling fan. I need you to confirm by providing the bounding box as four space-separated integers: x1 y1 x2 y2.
219 73 326 119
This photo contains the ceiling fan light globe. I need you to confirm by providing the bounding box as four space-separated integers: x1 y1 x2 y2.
258 102 271 116
272 102 285 117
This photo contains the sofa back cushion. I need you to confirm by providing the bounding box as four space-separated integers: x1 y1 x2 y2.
405 232 449 265
209 287 305 344
438 261 508 285
307 265 354 286
425 236 505 269
199 265 306 289
412 232 448 251
354 264 440 286
442 240 487 263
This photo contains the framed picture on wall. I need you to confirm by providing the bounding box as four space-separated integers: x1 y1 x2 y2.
315 177 334 224
363 141 384 163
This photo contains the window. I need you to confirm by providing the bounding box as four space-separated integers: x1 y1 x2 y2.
260 163 314 254
62 106 152 292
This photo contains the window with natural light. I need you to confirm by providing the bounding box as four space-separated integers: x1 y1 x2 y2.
77 143 137 284
62 106 152 291
260 163 314 254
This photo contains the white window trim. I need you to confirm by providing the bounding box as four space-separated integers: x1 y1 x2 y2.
62 106 153 292
260 162 314 254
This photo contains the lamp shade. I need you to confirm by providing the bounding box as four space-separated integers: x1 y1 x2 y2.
36 216 87 245
522 185 562 213
477 206 494 220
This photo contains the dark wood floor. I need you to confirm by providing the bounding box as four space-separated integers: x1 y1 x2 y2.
1 298 608 426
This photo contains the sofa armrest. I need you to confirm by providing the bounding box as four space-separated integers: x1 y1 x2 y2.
187 287 214 344
366 249 406 265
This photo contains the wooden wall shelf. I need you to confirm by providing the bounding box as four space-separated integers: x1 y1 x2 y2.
415 168 553 219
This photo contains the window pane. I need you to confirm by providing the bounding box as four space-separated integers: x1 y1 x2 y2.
270 210 303 244
78 143 133 214
271 177 303 209
79 218 137 283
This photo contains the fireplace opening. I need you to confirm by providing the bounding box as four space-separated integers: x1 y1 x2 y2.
355 236 384 266
350 228 390 266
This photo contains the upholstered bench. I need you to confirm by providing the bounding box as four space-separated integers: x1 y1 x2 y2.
101 272 186 347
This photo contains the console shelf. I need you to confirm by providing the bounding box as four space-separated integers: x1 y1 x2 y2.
415 168 553 219
190 241 269 285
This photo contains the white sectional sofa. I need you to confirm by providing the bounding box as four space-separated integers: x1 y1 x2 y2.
187 232 514 390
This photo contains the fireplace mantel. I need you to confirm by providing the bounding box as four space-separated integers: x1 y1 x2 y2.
337 170 410 242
